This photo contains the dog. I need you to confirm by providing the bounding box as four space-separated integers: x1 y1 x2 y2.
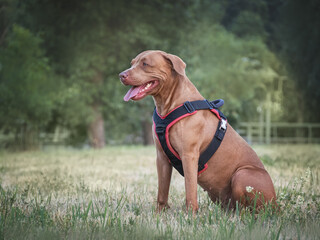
119 50 277 213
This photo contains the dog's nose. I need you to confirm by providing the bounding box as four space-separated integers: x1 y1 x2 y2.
119 71 128 81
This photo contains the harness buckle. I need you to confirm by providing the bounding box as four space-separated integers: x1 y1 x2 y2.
184 101 195 113
220 119 227 131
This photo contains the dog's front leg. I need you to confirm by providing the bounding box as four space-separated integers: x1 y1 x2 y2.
156 148 173 212
181 153 199 213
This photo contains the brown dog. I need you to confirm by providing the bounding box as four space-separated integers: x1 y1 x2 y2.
119 50 277 212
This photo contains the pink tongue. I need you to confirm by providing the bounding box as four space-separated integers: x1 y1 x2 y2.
124 85 144 101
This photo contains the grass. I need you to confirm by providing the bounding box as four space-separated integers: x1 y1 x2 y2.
0 144 319 239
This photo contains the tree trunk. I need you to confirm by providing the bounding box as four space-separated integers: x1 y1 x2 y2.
88 70 105 148
142 118 153 145
88 103 105 148
18 123 39 150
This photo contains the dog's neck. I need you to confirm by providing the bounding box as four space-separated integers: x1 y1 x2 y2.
152 75 204 116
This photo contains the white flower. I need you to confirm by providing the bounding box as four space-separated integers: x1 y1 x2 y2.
296 195 304 206
305 168 311 179
246 186 254 193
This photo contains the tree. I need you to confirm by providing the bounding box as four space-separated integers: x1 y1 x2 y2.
13 0 186 146
0 25 56 149
272 0 320 122
1 0 317 149
177 21 283 125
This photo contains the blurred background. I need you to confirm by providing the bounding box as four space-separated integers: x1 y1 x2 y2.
0 0 319 150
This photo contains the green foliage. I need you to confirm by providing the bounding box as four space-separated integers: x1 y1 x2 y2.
12 0 180 145
271 0 320 121
0 24 57 148
179 23 281 124
230 11 266 38
0 25 53 124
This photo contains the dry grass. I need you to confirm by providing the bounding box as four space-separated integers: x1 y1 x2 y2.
0 144 319 239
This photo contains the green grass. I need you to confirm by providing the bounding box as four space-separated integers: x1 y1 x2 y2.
0 145 320 239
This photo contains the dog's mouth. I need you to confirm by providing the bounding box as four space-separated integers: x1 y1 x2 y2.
123 80 159 101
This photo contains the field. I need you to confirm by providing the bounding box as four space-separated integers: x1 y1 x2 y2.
0 145 320 239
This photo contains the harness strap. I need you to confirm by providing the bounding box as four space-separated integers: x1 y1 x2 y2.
153 99 227 177
198 118 226 172
184 99 224 112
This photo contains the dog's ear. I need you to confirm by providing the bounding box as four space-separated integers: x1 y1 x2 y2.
162 53 186 76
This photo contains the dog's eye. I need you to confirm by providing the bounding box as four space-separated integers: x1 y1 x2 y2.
143 62 148 66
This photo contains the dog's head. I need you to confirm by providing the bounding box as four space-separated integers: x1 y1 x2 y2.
119 50 186 101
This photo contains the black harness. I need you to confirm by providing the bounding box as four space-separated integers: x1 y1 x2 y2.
153 99 227 176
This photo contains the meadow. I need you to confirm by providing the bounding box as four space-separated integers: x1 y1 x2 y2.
0 145 319 239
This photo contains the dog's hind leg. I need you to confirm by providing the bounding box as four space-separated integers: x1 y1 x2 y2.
230 167 277 210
